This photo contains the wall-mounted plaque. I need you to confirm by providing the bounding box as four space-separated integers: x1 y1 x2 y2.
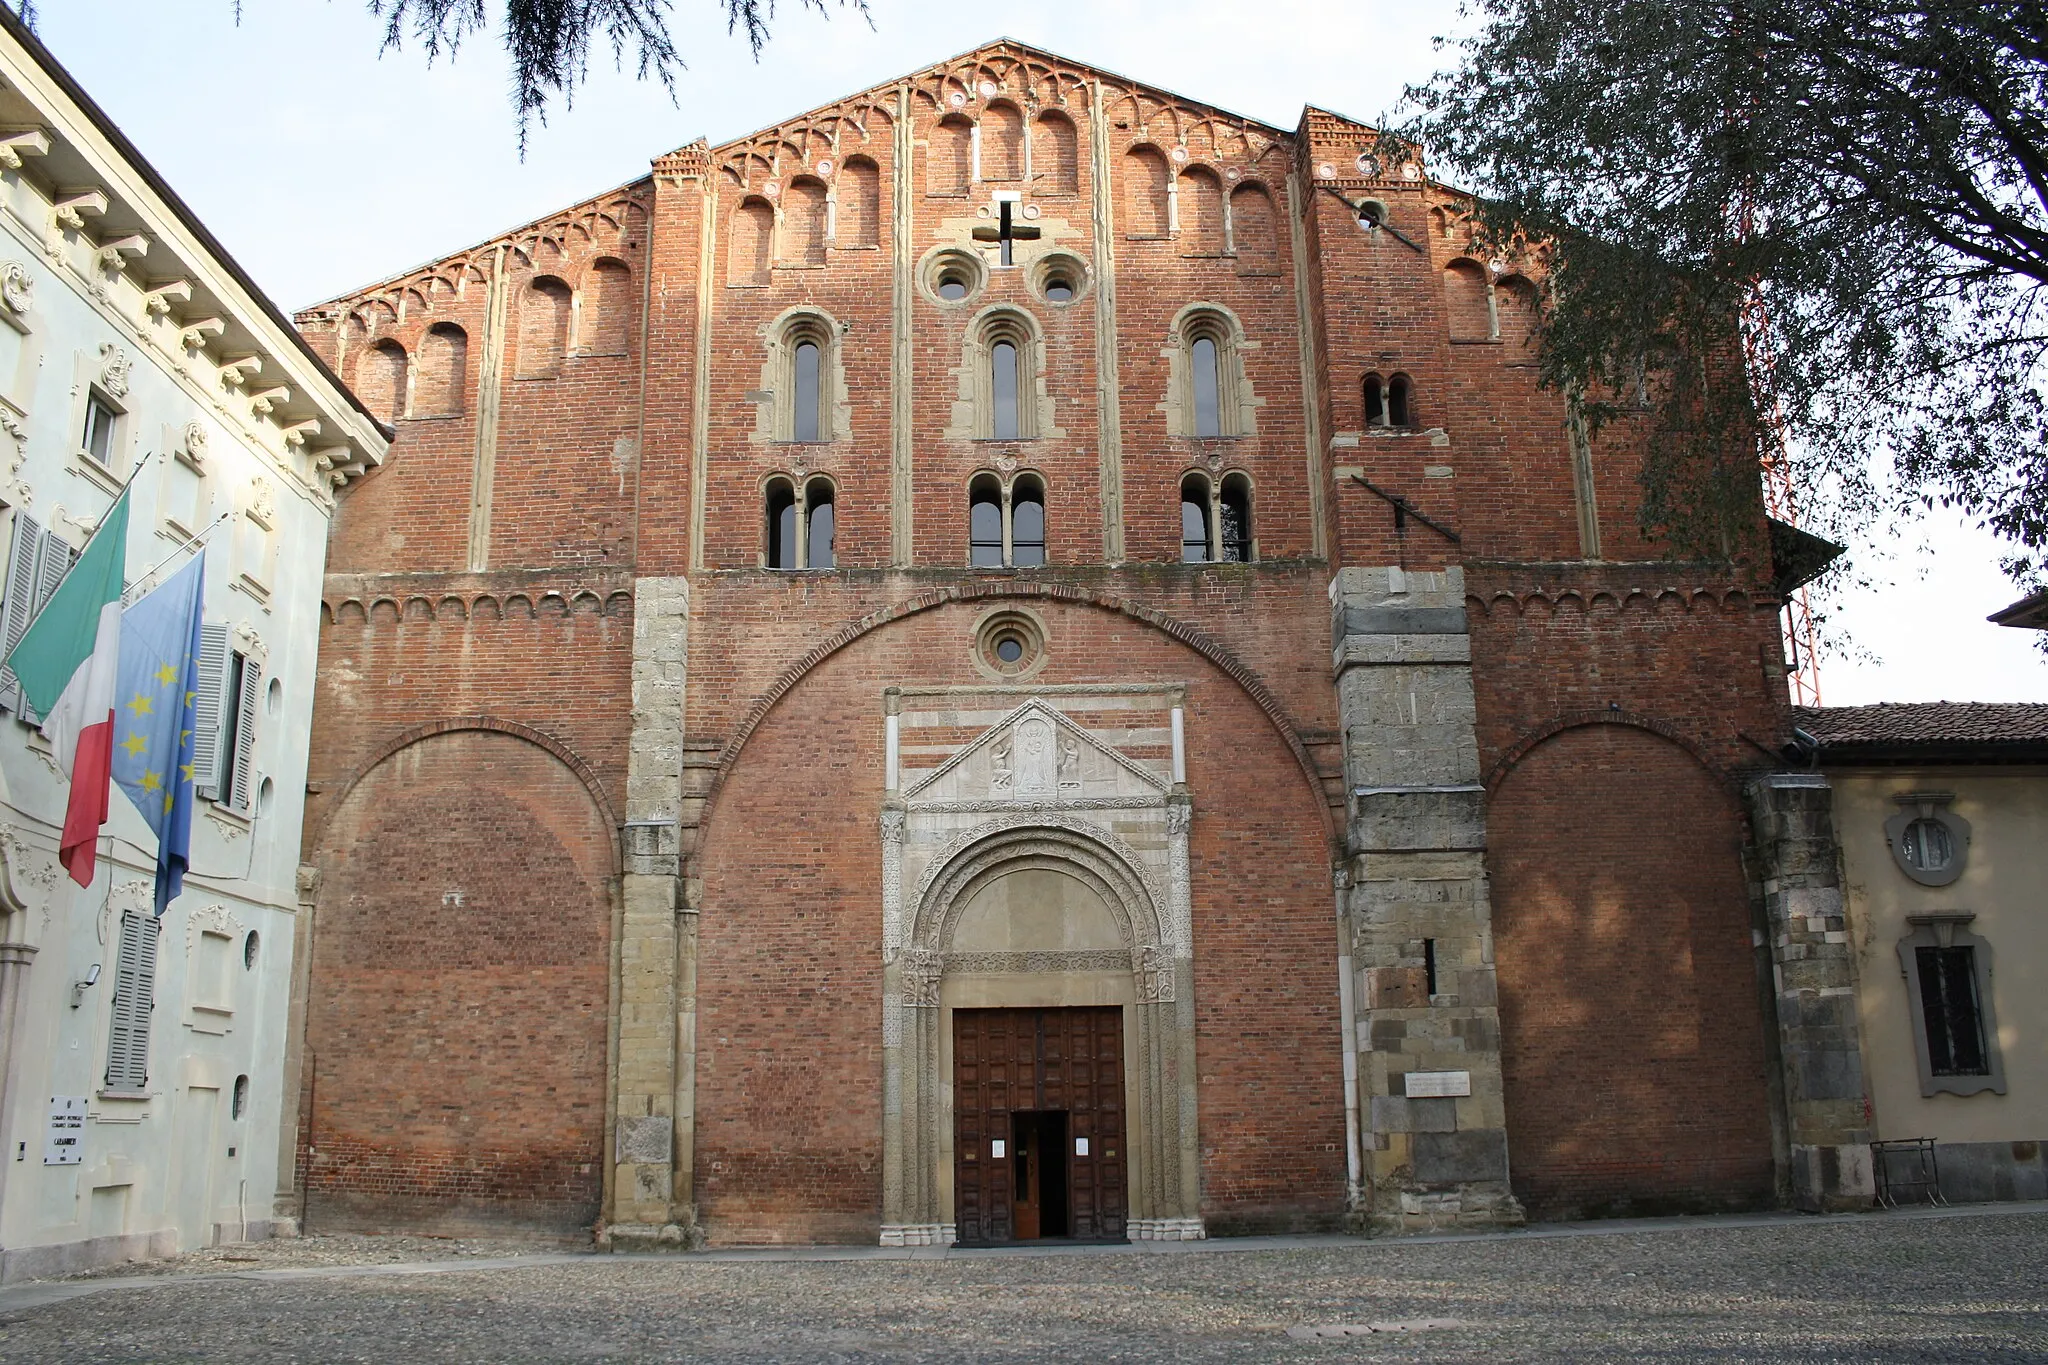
1404 1071 1471 1099
44 1096 85 1165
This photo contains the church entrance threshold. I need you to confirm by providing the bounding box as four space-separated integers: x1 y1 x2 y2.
954 1007 1127 1245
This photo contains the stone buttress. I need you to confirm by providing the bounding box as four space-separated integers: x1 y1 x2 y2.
1331 566 1522 1231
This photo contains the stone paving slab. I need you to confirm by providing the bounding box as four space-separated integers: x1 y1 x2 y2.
0 1205 2042 1362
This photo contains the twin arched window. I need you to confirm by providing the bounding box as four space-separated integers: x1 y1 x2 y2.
1180 472 1253 563
765 476 835 569
969 472 1045 568
1363 372 1415 428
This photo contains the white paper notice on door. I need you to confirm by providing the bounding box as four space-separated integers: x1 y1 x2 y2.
990 1139 1006 1158
1075 1137 1089 1156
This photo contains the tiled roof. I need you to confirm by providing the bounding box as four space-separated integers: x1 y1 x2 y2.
1990 587 2048 630
1794 703 2048 751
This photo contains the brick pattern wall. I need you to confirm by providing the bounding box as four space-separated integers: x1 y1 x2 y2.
287 43 1801 1239
302 729 617 1234
1487 723 1776 1218
691 599 1342 1242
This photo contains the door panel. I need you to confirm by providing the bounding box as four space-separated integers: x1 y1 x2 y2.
954 1007 1125 1244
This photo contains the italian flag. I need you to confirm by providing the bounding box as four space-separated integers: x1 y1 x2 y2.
5 491 128 885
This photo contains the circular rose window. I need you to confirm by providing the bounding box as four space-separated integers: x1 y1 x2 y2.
974 609 1046 678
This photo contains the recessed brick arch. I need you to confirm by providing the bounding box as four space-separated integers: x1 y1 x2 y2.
1483 708 1728 795
1485 718 1776 1220
316 715 620 865
302 721 619 1235
698 582 1335 844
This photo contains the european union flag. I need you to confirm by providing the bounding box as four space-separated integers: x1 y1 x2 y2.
110 556 203 916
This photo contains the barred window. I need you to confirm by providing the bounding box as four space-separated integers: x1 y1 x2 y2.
1916 946 1988 1076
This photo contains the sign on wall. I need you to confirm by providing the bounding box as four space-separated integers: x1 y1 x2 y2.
44 1096 85 1165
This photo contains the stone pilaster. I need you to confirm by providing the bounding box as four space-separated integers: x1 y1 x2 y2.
1745 773 1874 1211
1332 566 1522 1232
608 575 695 1248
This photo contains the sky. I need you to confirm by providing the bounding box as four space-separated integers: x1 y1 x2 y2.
29 0 2047 703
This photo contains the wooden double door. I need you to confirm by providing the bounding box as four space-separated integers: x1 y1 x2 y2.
953 1006 1128 1244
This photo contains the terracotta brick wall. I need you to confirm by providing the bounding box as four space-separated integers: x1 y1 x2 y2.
1487 723 1776 1218
690 598 1343 1242
287 44 1801 1239
302 729 617 1234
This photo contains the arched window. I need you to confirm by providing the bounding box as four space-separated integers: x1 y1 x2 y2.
1177 309 1244 439
764 475 839 570
1180 473 1213 562
931 115 973 195
1035 111 1079 193
1388 373 1414 427
1230 183 1278 273
585 258 633 354
766 478 798 569
982 102 1024 182
778 314 835 442
1363 372 1386 427
977 313 1038 440
518 276 571 377
1443 258 1495 342
1179 168 1225 255
730 197 774 286
1190 335 1222 438
415 324 466 417
355 339 406 422
969 473 1005 567
804 478 835 568
1011 476 1045 567
785 177 828 266
967 472 1045 568
991 340 1019 439
841 157 881 247
1219 473 1253 562
1125 146 1170 236
793 342 821 442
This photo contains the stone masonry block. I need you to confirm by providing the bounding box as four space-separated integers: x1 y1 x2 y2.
1413 1129 1509 1184
1365 966 1428 1009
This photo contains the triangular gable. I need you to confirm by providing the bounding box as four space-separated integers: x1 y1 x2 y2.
904 698 1171 805
687 37 1299 194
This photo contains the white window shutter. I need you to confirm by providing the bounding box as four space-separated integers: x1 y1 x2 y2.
229 655 260 813
0 514 42 714
104 908 160 1093
190 623 230 800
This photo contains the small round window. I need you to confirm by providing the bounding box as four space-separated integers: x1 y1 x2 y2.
1031 252 1089 306
974 609 1046 678
922 247 987 306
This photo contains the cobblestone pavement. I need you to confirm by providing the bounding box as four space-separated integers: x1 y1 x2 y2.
1 1206 2043 1363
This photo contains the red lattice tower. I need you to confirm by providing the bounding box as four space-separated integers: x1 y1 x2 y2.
1737 212 1822 705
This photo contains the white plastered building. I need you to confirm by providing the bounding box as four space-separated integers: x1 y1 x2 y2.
0 13 385 1281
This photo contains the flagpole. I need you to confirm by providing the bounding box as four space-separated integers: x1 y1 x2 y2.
6 449 157 643
122 510 229 603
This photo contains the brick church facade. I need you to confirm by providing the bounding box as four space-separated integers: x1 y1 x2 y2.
285 41 1870 1245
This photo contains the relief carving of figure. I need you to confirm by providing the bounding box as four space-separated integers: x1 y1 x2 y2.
901 947 943 1008
1015 716 1055 797
1057 733 1081 790
989 735 1013 795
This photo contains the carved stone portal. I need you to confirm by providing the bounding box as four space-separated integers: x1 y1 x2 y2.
877 690 1201 1245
